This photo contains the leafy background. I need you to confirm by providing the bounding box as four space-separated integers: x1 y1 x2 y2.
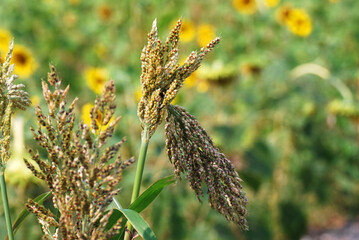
1 0 359 239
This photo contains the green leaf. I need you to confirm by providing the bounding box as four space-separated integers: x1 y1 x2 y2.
7 191 51 239
128 175 176 213
117 208 157 240
107 175 175 239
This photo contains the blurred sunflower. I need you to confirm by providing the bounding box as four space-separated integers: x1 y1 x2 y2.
30 95 40 106
11 44 38 78
134 88 142 103
197 81 210 93
286 9 312 37
97 4 113 21
265 0 280 8
232 0 257 15
0 28 11 53
275 4 293 25
197 24 216 47
171 19 195 42
184 72 197 88
68 0 80 5
84 67 109 94
241 63 262 76
81 103 113 131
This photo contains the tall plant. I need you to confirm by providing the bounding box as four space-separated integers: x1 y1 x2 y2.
4 19 248 240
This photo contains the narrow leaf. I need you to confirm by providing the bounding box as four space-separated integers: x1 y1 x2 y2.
107 175 175 239
118 208 157 240
129 175 176 212
7 191 51 239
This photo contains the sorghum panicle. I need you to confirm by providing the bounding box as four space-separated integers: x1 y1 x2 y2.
0 40 30 170
165 105 248 230
25 65 134 239
137 19 220 137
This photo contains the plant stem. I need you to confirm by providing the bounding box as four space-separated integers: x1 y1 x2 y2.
125 125 150 240
0 171 14 240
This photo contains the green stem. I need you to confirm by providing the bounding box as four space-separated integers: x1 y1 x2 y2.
0 171 14 240
125 125 150 240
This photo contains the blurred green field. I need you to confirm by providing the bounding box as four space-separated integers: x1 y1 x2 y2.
1 0 359 239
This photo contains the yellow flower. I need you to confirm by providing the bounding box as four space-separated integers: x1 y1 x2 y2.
184 73 197 88
0 28 11 54
31 95 40 106
286 9 312 37
275 4 293 25
265 0 280 8
68 0 80 5
171 19 195 42
134 88 142 103
329 0 339 2
84 67 109 94
197 24 216 48
81 103 112 131
97 4 113 22
11 44 38 78
197 81 210 93
232 0 257 15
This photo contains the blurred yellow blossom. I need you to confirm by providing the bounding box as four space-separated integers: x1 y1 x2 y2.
184 73 197 88
265 0 280 8
98 4 113 21
81 103 93 126
68 0 80 5
197 81 210 93
275 4 293 25
11 44 38 78
31 95 40 106
197 24 216 47
0 28 11 53
81 103 113 131
171 19 195 42
329 0 339 2
84 67 109 94
286 9 312 37
135 88 142 103
232 0 257 15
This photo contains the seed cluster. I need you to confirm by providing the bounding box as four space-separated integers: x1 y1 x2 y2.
137 19 220 137
165 105 248 230
0 40 30 170
25 65 134 239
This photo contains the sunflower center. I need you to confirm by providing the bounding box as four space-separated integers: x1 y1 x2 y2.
242 0 251 5
95 76 104 85
14 52 27 65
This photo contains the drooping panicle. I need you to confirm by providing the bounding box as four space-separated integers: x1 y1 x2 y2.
26 65 134 239
138 19 220 137
165 104 248 230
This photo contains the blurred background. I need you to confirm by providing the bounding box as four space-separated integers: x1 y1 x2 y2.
1 0 359 239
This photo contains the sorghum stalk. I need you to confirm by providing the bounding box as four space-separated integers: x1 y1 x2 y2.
0 171 14 240
125 125 150 239
130 125 150 203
